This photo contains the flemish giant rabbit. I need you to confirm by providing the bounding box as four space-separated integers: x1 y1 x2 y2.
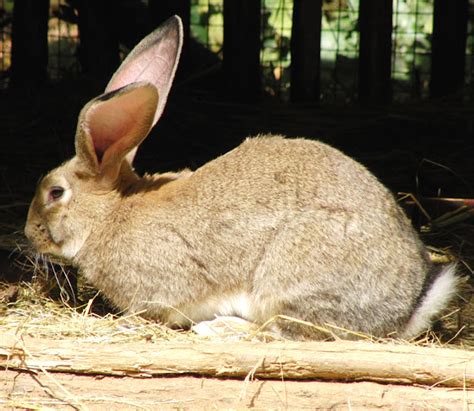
25 16 459 339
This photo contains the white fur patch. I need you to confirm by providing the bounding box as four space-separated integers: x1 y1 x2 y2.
168 292 254 326
402 264 459 338
213 292 253 319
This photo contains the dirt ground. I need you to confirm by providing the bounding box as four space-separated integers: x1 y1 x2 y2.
2 370 472 410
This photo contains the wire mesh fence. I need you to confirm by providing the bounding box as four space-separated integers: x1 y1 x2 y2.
48 2 80 81
260 0 292 99
190 0 223 57
0 0 472 102
320 0 359 103
392 0 433 100
0 0 79 87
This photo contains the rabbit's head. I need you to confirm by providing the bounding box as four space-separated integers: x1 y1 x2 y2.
25 16 183 261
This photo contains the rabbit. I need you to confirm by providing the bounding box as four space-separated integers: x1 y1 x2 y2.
25 16 459 340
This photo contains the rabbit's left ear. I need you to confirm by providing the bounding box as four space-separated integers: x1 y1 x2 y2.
75 82 158 182
105 15 183 164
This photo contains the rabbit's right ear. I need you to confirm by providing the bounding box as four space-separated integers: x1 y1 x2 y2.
105 15 183 165
75 82 158 182
105 15 182 123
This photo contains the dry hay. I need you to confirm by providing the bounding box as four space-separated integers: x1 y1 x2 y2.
0 282 193 345
0 275 471 349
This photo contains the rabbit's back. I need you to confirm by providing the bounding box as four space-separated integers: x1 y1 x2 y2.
191 136 397 212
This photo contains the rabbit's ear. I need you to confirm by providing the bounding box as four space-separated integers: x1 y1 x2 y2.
105 15 183 164
75 82 158 181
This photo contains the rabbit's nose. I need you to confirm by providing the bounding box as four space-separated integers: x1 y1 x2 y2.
24 221 35 242
24 208 40 242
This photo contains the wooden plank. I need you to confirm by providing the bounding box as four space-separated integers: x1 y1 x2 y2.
430 0 469 98
10 0 50 87
290 0 322 102
358 0 392 105
1 333 473 388
2 369 471 410
223 0 261 101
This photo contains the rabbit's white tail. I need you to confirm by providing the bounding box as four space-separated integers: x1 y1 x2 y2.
401 264 459 339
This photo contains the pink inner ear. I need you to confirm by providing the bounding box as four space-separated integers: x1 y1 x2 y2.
105 17 182 129
89 108 134 161
86 91 148 162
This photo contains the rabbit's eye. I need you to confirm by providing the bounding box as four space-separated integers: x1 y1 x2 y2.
48 186 65 202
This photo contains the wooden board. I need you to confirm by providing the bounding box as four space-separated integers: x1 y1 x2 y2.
1 333 473 409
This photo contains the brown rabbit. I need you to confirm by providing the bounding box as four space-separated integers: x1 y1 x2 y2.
25 16 459 340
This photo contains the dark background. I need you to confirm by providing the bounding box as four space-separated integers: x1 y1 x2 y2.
0 0 473 288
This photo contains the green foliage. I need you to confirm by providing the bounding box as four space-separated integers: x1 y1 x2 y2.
191 0 223 54
189 0 436 100
0 0 439 99
261 0 292 67
260 0 292 97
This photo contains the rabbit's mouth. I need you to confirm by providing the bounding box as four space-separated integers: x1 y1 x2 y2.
25 233 63 260
25 207 83 262
27 245 69 266
31 236 78 263
24 220 67 261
